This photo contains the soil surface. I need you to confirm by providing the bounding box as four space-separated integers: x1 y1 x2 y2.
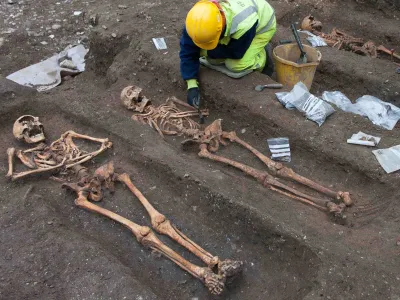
0 0 400 299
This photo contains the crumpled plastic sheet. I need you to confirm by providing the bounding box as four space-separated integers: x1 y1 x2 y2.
373 145 400 173
299 30 328 47
322 91 400 130
6 45 88 92
276 82 335 126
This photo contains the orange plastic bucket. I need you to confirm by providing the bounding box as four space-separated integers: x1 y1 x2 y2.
273 44 322 90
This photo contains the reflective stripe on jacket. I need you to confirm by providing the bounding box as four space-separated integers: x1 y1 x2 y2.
220 0 275 45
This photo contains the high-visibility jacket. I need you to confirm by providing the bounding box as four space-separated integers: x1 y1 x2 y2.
180 0 276 81
219 0 275 44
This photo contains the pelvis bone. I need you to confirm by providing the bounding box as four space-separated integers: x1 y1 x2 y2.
13 115 45 144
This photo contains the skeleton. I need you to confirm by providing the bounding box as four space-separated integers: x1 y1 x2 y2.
301 15 400 61
63 162 243 295
121 86 208 138
190 120 352 219
122 87 353 220
6 120 242 295
13 115 46 144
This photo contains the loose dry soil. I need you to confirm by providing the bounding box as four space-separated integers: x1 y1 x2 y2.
0 0 400 299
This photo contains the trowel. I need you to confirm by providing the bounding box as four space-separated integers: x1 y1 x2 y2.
255 83 283 91
291 23 308 64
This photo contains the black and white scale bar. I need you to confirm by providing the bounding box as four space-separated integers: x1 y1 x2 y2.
271 152 291 158
267 138 291 161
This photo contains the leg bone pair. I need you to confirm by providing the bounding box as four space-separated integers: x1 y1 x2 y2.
66 186 225 295
222 132 352 206
198 144 344 215
117 173 242 276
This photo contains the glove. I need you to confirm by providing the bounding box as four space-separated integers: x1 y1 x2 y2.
187 87 200 109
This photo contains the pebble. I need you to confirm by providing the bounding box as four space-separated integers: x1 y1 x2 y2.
118 5 128 9
0 37 4 48
102 25 107 30
51 24 62 30
111 33 117 38
40 41 48 45
49 34 55 39
47 221 53 225
8 0 15 4
184 173 189 178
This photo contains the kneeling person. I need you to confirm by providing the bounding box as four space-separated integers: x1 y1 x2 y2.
180 0 277 106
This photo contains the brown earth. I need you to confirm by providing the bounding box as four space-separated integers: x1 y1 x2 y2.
0 0 400 299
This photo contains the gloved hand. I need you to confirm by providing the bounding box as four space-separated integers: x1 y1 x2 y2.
187 87 200 109
186 79 200 108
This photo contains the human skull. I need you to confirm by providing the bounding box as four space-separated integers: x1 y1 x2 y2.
120 86 151 113
301 15 323 32
13 115 45 144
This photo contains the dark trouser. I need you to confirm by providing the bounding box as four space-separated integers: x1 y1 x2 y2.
262 43 274 77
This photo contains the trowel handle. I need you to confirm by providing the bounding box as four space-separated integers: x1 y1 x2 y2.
265 83 284 89
291 24 306 56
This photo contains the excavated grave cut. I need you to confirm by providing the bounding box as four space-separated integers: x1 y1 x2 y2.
0 102 320 299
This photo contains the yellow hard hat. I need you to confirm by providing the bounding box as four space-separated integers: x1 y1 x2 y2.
186 0 225 50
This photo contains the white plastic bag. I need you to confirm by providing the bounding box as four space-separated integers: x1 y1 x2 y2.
347 131 381 147
282 82 335 126
275 92 295 110
299 30 328 47
322 91 400 130
372 145 400 173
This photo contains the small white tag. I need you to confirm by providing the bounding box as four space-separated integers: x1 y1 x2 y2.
152 38 167 50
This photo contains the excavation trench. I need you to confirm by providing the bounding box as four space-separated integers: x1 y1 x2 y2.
0 97 320 299
93 30 398 228
0 32 398 300
1 0 400 299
